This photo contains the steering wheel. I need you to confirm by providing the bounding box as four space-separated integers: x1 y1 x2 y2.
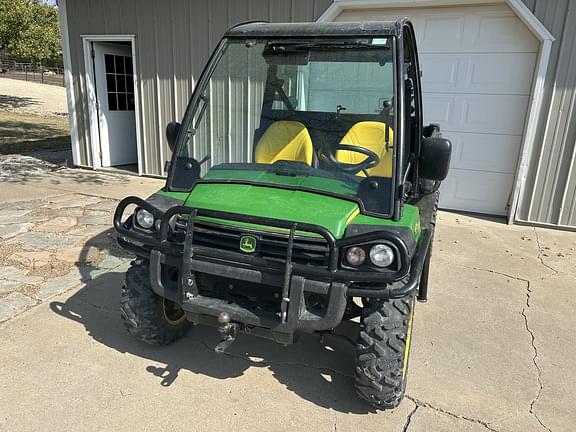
322 144 380 175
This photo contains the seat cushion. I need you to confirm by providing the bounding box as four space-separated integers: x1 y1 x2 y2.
255 121 313 166
336 121 394 177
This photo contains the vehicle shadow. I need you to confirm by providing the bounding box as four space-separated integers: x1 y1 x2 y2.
51 229 373 414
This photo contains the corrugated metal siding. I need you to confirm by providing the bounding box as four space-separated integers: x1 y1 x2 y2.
65 0 332 175
65 0 90 166
517 0 576 227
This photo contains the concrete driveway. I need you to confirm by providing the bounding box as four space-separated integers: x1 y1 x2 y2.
0 168 575 432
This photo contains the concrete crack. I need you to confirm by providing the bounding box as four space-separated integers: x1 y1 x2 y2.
451 263 552 432
405 396 498 432
454 263 530 286
333 412 338 432
533 228 559 275
522 294 552 432
401 404 418 432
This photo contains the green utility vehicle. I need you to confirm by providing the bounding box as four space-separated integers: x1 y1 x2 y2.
114 20 451 409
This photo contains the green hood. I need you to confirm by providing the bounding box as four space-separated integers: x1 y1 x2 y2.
183 183 359 239
156 167 419 240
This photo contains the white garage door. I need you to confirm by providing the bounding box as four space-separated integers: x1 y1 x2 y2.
335 4 539 215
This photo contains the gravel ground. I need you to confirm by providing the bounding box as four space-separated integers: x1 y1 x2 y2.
0 77 68 117
0 150 72 181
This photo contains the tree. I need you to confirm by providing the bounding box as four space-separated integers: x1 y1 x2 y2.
0 0 30 52
0 0 62 64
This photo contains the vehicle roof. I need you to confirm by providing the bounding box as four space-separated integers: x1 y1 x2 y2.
225 20 407 38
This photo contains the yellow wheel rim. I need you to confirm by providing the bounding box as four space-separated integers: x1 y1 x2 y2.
162 299 186 326
401 297 415 380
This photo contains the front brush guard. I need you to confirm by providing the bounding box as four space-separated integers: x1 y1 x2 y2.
114 195 431 318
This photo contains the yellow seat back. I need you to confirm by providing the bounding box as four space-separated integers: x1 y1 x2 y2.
255 121 313 166
336 121 394 177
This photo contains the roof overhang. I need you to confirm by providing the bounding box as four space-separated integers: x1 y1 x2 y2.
225 20 404 38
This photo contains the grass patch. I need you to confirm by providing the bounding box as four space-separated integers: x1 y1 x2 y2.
0 111 71 154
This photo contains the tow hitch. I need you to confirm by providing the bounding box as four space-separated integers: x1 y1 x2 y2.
214 312 239 353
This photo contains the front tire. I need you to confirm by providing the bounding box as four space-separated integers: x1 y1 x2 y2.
354 295 415 409
120 260 191 345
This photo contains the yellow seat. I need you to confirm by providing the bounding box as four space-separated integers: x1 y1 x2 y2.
255 121 313 166
336 121 394 177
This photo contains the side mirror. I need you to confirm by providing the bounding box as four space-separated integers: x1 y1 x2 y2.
166 121 181 152
419 137 452 181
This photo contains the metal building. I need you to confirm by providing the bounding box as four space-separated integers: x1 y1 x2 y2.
58 0 576 229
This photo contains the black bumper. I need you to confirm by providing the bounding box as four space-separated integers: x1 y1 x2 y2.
114 196 432 335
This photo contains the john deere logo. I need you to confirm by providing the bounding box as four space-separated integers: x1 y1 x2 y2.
239 235 257 253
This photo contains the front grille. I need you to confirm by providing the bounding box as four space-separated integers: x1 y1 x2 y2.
173 216 330 267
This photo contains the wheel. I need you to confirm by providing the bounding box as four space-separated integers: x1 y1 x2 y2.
120 260 191 345
354 295 415 409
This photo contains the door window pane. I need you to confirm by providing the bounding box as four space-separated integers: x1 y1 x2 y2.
115 55 125 74
125 56 133 75
104 54 115 73
106 74 116 92
126 76 134 93
103 54 135 112
116 75 126 92
127 94 135 110
117 94 127 110
107 93 118 111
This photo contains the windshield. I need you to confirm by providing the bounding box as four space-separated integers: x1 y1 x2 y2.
170 37 396 216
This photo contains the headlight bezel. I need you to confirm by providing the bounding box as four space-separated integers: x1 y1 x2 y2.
340 240 401 272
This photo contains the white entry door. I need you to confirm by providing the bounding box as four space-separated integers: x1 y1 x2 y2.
93 43 137 167
335 4 539 215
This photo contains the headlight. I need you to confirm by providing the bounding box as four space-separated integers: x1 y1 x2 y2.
346 246 366 266
135 208 154 229
369 244 394 268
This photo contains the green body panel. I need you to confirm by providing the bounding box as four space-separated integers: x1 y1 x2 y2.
349 205 421 240
156 189 325 238
184 183 358 239
154 168 421 240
